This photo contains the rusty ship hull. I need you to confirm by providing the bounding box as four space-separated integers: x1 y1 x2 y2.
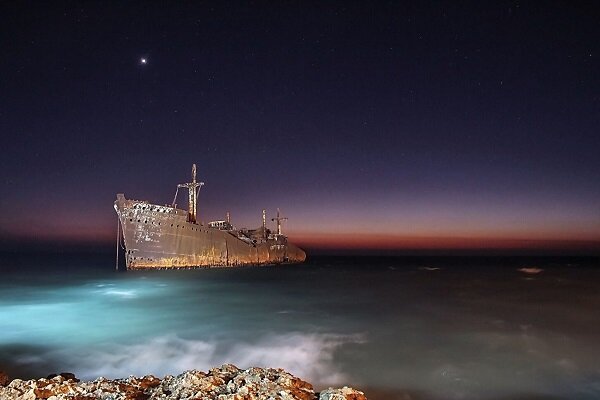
114 195 306 270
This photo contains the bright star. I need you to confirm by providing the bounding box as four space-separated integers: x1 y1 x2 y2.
140 58 147 64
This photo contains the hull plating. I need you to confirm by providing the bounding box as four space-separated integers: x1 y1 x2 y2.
114 196 306 270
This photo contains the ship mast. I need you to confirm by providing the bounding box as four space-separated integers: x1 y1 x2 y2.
178 164 204 224
271 208 288 235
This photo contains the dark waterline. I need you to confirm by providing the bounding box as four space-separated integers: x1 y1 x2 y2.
1 253 599 400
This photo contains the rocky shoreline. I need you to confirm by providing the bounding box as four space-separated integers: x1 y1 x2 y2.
0 364 366 400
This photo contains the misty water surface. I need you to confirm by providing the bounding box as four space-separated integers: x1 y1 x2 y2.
1 254 599 400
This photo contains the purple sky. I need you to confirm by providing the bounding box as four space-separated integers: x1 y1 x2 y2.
1 2 599 254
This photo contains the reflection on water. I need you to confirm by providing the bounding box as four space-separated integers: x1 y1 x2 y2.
1 255 599 400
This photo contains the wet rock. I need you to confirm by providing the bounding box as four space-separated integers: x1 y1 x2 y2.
319 387 367 400
0 370 9 386
46 373 79 382
0 365 367 400
59 373 78 382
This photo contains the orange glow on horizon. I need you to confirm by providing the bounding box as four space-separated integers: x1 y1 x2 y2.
3 224 600 253
289 231 600 252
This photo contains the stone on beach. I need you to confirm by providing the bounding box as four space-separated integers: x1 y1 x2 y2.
0 370 9 387
319 386 368 400
0 364 367 400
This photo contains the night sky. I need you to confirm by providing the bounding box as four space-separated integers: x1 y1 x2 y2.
1 2 599 254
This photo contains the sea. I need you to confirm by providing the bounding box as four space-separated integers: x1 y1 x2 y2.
1 253 599 400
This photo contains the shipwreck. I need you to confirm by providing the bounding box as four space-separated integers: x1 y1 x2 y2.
114 164 306 270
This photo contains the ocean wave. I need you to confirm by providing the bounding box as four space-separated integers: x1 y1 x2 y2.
51 332 363 386
518 267 544 275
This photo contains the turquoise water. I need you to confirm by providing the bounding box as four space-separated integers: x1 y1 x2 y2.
1 254 599 399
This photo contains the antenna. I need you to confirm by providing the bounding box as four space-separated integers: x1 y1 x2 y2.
271 208 288 235
262 209 267 239
177 164 204 224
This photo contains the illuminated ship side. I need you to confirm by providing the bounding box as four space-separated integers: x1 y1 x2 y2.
113 164 306 270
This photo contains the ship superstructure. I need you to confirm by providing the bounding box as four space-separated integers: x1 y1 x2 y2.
114 164 306 269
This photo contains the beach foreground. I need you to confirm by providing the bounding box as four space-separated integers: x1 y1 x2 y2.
0 364 366 400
